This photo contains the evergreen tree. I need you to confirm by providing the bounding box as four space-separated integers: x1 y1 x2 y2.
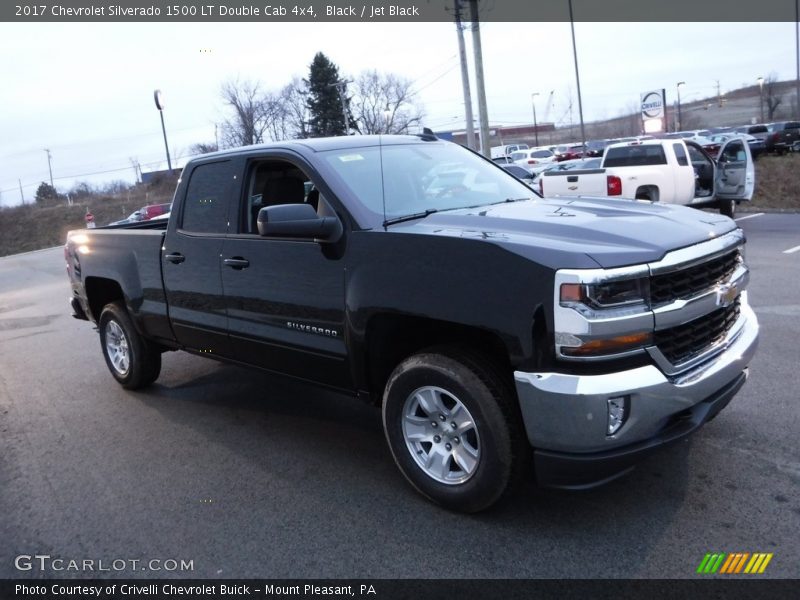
305 53 349 137
35 182 59 204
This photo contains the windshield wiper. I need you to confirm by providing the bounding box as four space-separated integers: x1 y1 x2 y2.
383 208 439 227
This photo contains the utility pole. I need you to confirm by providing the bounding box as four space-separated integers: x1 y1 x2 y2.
329 80 351 135
454 0 475 150
796 0 799 118
19 179 25 204
531 92 540 146
676 81 685 132
568 0 587 151
44 149 54 188
468 0 490 157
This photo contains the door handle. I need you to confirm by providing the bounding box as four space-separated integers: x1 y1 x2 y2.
223 257 250 269
164 252 185 264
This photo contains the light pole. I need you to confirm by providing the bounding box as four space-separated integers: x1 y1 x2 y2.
531 92 540 147
568 0 587 154
153 89 173 173
757 77 765 123
676 82 685 132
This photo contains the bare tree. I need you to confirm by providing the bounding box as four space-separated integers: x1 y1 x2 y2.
350 70 424 134
280 78 310 139
190 142 219 155
219 78 271 147
764 72 783 120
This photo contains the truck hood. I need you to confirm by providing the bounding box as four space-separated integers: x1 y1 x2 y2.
389 197 738 269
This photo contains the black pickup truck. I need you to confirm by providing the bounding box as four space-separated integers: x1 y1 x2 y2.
65 135 759 512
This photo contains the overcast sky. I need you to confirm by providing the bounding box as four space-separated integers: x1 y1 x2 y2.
0 21 796 206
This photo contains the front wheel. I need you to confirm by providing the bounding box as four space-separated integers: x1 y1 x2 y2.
719 199 736 218
99 302 161 389
382 349 526 513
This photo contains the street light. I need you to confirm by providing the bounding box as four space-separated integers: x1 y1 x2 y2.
153 89 173 173
531 92 540 146
676 82 685 132
757 76 765 123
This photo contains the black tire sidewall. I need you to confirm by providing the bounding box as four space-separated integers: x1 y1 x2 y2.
382 353 515 513
720 199 735 218
98 302 159 389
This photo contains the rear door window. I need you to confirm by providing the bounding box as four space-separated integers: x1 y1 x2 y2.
673 143 689 166
603 145 667 167
180 161 234 234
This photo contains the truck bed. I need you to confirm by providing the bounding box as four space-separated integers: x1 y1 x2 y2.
66 227 175 345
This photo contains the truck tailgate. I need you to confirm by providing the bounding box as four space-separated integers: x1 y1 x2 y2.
541 168 607 197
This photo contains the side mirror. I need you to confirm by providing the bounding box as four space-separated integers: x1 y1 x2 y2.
257 203 343 243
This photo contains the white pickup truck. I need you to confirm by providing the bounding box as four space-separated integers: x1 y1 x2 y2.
539 138 755 217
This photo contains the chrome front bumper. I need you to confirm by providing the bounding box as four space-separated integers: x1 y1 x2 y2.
514 297 759 455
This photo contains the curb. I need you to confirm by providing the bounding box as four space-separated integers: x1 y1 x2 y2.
0 245 61 260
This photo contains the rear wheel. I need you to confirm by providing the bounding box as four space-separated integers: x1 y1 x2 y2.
99 302 161 389
719 199 736 218
382 348 526 513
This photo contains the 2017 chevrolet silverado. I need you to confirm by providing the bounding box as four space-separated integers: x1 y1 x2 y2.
65 135 759 512
540 138 754 218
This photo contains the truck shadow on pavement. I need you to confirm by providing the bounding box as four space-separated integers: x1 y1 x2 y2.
131 353 694 577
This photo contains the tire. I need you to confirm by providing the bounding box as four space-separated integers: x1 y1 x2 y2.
719 199 736 218
382 348 527 513
98 301 161 390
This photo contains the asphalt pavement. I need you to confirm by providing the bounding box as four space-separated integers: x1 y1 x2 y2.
0 213 798 579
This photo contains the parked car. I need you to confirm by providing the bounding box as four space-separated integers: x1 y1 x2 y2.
584 140 610 157
744 124 770 141
553 144 585 162
531 157 601 185
140 202 172 220
490 143 529 159
491 156 516 165
500 164 536 186
109 210 144 226
765 121 800 154
693 136 721 159
510 148 556 169
709 133 765 161
677 130 713 141
65 133 758 513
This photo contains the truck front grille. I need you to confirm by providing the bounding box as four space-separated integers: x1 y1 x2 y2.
650 250 739 306
654 298 740 365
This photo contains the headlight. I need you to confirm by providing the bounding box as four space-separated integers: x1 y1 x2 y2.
560 277 650 309
554 271 653 361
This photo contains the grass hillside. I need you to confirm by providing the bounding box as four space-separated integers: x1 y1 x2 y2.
0 184 175 257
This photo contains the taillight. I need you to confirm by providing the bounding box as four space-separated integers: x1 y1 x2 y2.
607 175 622 196
528 159 538 164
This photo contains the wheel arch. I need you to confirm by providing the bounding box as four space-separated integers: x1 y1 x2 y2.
84 277 126 322
362 313 514 405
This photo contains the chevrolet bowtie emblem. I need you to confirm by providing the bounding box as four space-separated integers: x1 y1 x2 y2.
715 283 738 308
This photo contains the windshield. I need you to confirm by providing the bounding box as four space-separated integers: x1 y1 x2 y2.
320 142 535 222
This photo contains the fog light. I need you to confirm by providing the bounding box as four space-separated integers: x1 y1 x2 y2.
607 396 628 435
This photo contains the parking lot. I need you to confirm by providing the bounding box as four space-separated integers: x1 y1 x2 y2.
0 212 798 579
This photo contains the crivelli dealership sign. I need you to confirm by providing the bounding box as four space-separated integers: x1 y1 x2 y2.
641 89 667 133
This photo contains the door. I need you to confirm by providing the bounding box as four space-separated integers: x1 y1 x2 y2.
714 138 754 201
220 154 351 389
162 159 236 357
